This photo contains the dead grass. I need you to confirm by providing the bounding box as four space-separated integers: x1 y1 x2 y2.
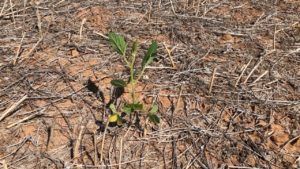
0 0 299 168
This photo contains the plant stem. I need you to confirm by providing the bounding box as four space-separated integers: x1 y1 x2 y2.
131 66 147 103
131 81 136 103
136 67 146 82
100 121 109 163
130 67 136 103
123 55 130 66
129 52 137 103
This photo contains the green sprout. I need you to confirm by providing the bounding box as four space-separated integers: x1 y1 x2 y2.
107 32 160 126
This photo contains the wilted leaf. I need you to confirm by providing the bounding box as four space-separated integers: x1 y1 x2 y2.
117 118 123 126
111 79 127 87
148 113 160 124
149 105 158 114
141 41 157 69
108 32 127 56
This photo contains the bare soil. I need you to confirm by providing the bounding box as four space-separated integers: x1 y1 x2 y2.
0 0 299 169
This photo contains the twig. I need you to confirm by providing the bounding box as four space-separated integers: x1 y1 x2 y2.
171 136 178 169
2 160 8 169
0 137 31 160
53 0 66 7
228 166 259 169
147 1 152 21
119 127 131 169
212 31 247 37
172 85 183 126
36 7 42 37
244 50 275 84
0 0 8 17
185 147 208 169
12 32 26 65
273 25 277 50
249 70 269 86
193 48 211 64
94 31 109 40
169 0 176 15
9 0 15 27
94 131 98 166
287 47 300 55
0 94 28 122
74 126 85 162
265 79 278 86
144 66 176 69
6 109 44 128
280 134 300 151
1 6 31 17
154 141 194 169
235 57 252 86
195 0 201 16
72 153 155 168
163 42 177 68
100 121 109 163
243 58 263 84
19 37 43 62
79 18 86 40
295 156 300 168
209 67 217 93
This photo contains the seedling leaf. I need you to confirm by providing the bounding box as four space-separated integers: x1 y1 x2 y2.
123 106 132 115
123 103 143 114
111 79 127 87
133 103 143 110
108 32 127 56
109 104 118 114
149 105 158 114
141 41 157 69
148 113 160 124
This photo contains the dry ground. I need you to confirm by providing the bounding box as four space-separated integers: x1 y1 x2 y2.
0 0 299 168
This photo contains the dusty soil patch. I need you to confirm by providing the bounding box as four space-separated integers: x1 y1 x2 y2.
0 1 299 169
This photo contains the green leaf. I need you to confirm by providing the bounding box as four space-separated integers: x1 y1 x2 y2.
149 105 158 114
123 103 143 114
109 104 117 114
141 41 158 69
131 103 143 110
108 32 127 56
111 79 127 87
123 106 132 115
148 113 160 124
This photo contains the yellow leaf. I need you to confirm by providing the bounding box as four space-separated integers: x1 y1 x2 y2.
108 114 119 123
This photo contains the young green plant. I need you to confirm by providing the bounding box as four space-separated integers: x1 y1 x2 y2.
107 32 160 125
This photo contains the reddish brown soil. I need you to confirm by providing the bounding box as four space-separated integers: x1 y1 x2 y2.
0 1 299 168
